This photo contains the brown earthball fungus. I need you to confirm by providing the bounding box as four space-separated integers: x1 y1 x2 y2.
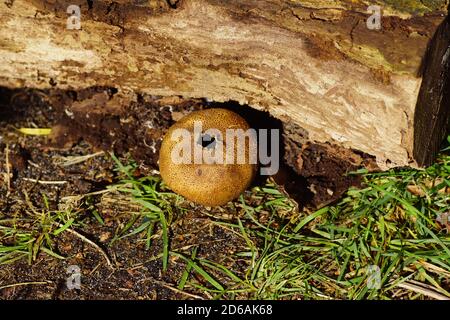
159 108 257 207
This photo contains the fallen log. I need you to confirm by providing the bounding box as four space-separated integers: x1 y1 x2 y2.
0 0 449 170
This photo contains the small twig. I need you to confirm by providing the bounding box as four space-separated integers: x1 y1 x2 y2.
396 282 450 300
23 190 40 216
88 262 102 276
0 281 53 290
61 188 116 203
59 188 118 212
58 223 114 269
5 143 11 196
140 278 205 300
53 151 105 167
27 160 40 168
22 178 67 185
418 261 450 278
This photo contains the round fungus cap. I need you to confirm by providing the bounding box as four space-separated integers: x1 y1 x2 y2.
159 108 257 207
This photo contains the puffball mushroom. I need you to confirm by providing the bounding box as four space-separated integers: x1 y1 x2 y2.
159 108 257 207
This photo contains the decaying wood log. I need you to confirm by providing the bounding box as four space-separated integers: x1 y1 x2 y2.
0 0 449 170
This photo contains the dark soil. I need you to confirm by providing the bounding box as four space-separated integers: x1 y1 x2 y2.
0 86 365 299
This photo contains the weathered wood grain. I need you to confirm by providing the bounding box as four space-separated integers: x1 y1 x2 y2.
0 0 449 169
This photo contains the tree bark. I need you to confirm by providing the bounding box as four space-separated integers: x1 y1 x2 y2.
0 0 449 169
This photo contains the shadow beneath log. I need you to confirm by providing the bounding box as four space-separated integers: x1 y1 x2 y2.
0 86 376 209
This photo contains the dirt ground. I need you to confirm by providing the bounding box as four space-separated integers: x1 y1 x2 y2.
0 87 363 299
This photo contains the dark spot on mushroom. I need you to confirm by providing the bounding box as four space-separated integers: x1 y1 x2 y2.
196 168 202 176
199 134 216 149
